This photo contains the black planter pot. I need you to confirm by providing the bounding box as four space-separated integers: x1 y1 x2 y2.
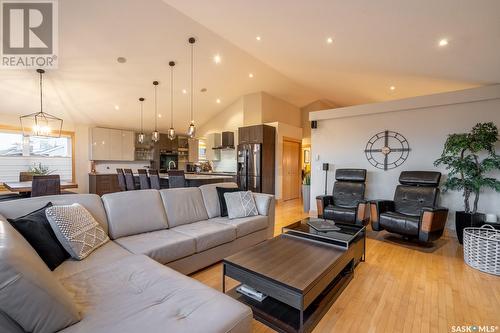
455 211 485 244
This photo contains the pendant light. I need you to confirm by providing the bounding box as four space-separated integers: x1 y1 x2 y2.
167 61 176 141
20 69 63 137
152 81 160 142
187 37 196 138
138 97 145 143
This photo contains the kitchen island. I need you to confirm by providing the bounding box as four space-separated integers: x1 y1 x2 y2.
159 173 236 187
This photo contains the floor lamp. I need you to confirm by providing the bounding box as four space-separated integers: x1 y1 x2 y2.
323 163 329 195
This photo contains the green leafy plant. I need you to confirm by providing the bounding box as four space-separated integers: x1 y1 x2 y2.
434 122 500 214
28 162 53 175
302 172 311 186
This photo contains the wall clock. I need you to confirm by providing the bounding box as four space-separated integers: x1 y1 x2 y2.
364 130 410 170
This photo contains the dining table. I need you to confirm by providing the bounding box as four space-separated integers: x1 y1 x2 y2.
2 181 79 193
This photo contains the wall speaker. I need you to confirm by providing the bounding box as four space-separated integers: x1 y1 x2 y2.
322 163 329 171
311 121 317 129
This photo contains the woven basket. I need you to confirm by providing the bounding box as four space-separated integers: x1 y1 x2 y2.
463 225 500 276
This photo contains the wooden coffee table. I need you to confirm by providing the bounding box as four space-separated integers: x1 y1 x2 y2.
223 219 365 333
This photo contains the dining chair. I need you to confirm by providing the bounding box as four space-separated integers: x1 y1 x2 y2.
138 169 150 190
149 169 161 190
31 175 61 197
116 168 127 191
168 170 186 188
123 169 136 191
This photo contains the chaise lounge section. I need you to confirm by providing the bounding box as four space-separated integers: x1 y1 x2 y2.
0 182 274 333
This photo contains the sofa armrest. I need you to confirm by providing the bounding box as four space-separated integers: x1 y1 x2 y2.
315 195 333 218
418 206 449 242
369 200 394 231
253 193 275 239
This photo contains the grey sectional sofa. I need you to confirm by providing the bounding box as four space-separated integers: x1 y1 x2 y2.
0 183 275 333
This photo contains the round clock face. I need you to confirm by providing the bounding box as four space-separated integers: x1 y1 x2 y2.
364 130 410 170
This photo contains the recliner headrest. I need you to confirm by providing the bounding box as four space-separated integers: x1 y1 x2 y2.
399 171 441 187
335 169 367 182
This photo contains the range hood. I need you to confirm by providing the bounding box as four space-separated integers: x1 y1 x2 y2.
212 131 235 149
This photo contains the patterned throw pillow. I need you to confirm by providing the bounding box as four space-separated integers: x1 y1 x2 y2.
224 191 259 219
45 203 109 260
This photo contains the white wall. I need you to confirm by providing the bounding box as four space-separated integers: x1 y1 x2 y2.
266 122 303 199
197 97 244 172
310 85 500 229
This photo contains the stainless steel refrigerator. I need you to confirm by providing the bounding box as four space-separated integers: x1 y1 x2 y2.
237 143 262 192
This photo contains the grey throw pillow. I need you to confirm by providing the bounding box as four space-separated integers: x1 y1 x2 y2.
45 203 109 260
224 191 259 219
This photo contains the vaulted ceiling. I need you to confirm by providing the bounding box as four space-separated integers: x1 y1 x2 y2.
1 0 499 132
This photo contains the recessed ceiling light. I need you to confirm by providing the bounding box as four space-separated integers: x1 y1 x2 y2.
248 73 254 78
182 89 187 94
116 57 127 63
326 37 333 44
114 105 120 110
213 54 221 64
256 36 261 41
390 86 396 91
438 38 449 47
158 114 162 118
216 98 221 104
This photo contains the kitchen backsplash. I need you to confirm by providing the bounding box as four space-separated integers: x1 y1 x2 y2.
94 161 151 173
212 150 237 172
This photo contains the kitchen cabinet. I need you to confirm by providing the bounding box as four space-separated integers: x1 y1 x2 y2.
188 138 199 162
90 127 135 161
205 133 221 161
239 125 265 144
89 174 121 196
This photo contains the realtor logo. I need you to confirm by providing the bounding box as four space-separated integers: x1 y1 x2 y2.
1 0 58 68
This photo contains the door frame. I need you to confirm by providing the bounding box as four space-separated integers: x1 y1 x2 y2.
282 137 302 201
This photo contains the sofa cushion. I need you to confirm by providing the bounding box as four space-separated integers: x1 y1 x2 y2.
0 220 80 333
102 190 168 239
380 211 420 236
8 202 70 270
58 255 252 333
160 188 209 228
54 241 132 280
172 220 236 252
211 215 268 238
253 193 273 216
46 203 109 260
199 182 238 218
216 186 241 217
225 191 258 219
115 229 196 264
0 194 109 234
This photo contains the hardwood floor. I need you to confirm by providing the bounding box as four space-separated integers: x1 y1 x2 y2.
191 199 500 333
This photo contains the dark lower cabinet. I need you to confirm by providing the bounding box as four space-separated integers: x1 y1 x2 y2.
89 174 122 196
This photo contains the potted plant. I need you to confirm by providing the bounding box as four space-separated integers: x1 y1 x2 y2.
28 162 53 175
434 122 500 243
302 172 311 212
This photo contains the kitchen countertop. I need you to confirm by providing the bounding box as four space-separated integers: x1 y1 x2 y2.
89 172 234 180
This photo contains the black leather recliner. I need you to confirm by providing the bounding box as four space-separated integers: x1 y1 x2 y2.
316 169 369 226
370 171 449 242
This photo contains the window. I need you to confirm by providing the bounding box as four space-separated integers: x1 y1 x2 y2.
198 139 207 161
0 129 73 183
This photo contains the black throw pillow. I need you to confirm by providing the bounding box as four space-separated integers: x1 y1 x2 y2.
8 202 70 271
216 187 240 217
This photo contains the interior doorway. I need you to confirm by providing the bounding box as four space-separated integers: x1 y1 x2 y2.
282 138 301 201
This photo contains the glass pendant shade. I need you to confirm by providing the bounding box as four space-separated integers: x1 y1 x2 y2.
138 132 145 144
167 127 176 140
187 121 196 138
20 69 63 138
152 130 160 143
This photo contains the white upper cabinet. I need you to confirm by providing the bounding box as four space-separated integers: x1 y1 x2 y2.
90 127 136 161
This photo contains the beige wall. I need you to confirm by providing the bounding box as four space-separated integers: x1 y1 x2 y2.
301 99 338 145
309 85 500 229
261 92 301 128
242 93 262 126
